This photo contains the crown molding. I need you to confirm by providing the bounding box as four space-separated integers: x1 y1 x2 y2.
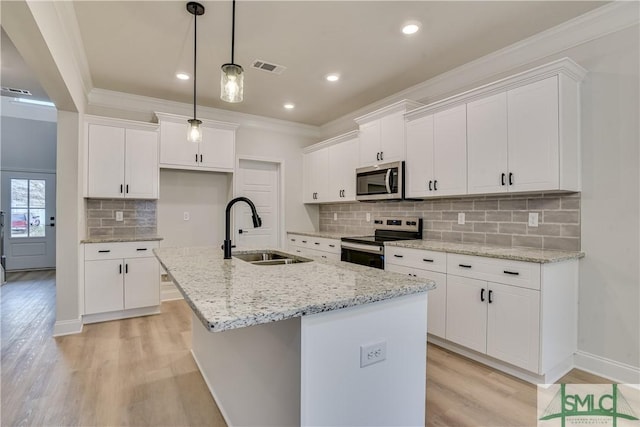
154 112 239 130
84 114 159 131
303 130 359 154
354 100 423 125
88 88 321 139
320 1 639 138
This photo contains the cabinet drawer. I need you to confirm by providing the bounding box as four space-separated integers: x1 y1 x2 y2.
287 234 340 255
85 241 159 260
385 246 446 273
447 253 540 290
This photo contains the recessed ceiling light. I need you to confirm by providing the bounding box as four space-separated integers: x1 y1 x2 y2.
402 22 421 35
284 103 295 110
176 72 190 80
326 73 340 82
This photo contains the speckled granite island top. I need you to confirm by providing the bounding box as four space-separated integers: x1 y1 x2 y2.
154 246 434 332
385 240 584 263
81 235 163 244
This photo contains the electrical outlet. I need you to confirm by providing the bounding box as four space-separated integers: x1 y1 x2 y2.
115 211 123 222
183 212 190 221
360 340 387 368
366 213 371 222
333 212 338 221
528 212 539 227
458 212 465 225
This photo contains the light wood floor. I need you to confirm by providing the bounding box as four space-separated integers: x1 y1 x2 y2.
1 271 609 426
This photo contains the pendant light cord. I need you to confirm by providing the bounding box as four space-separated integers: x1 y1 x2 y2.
193 9 197 120
231 0 236 64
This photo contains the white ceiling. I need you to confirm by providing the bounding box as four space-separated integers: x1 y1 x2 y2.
2 1 607 126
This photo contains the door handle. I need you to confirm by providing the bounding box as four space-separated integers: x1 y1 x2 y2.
428 180 432 191
385 168 392 194
509 173 513 186
480 288 485 302
380 151 383 160
488 290 493 303
501 173 506 186
376 152 380 161
434 180 438 191
239 229 246 234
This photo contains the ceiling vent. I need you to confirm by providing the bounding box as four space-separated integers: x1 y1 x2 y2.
251 59 286 75
1 87 32 96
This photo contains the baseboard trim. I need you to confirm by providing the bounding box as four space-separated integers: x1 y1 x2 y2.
82 306 161 324
574 350 640 384
161 287 183 301
53 318 83 336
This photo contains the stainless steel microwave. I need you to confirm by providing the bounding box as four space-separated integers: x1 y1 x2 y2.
355 161 405 201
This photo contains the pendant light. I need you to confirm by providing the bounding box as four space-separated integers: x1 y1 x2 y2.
220 0 244 103
186 2 204 143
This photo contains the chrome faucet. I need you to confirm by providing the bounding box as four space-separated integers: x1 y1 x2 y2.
223 197 262 259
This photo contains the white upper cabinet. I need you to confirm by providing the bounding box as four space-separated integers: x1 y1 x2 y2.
355 100 423 168
405 104 467 198
85 118 159 199
467 92 509 194
156 112 238 172
303 131 358 204
507 76 560 192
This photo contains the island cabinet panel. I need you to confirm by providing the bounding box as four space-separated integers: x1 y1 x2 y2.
300 293 427 427
85 120 158 199
156 112 237 173
83 241 160 321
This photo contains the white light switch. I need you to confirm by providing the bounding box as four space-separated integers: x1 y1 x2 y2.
528 212 539 227
183 212 190 221
115 211 123 222
458 212 465 225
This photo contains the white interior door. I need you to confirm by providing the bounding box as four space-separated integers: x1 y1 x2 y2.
234 159 280 250
2 171 56 270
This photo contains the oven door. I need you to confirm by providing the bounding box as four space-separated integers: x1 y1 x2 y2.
341 242 384 269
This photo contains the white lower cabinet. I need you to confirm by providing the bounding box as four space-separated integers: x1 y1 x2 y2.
384 247 447 338
84 241 160 317
287 234 340 261
385 246 577 382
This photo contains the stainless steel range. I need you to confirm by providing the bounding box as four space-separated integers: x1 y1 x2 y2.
341 217 422 269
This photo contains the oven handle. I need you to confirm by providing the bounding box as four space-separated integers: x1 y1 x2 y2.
385 168 392 194
341 242 383 254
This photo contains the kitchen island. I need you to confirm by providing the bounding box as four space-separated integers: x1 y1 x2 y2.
154 247 434 427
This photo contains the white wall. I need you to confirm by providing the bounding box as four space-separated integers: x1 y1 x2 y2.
157 169 231 248
1 116 57 172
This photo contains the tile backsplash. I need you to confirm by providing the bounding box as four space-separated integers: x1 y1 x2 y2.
319 193 581 251
86 199 157 238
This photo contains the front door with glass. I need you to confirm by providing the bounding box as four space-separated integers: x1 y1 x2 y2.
2 172 56 270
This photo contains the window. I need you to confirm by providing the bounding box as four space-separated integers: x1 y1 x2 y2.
10 179 46 238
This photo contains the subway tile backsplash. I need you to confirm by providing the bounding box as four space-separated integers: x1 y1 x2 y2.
86 199 157 238
319 193 581 251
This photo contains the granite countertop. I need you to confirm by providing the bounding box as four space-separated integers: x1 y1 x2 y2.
81 235 164 244
154 247 434 333
385 240 584 263
287 231 361 239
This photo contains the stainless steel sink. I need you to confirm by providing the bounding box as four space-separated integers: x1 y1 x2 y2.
233 250 312 266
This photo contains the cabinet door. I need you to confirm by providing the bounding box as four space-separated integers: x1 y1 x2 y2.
445 275 487 354
507 76 559 192
199 126 235 170
379 111 405 164
87 124 125 198
328 138 358 202
303 148 329 203
159 120 199 167
85 259 124 314
125 129 158 199
467 92 509 195
486 282 540 372
405 115 434 198
124 257 160 309
433 104 467 197
358 121 381 167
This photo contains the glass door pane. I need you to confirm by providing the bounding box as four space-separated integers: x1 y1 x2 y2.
10 178 46 238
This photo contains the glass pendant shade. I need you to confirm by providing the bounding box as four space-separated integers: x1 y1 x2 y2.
187 118 203 143
220 63 244 103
